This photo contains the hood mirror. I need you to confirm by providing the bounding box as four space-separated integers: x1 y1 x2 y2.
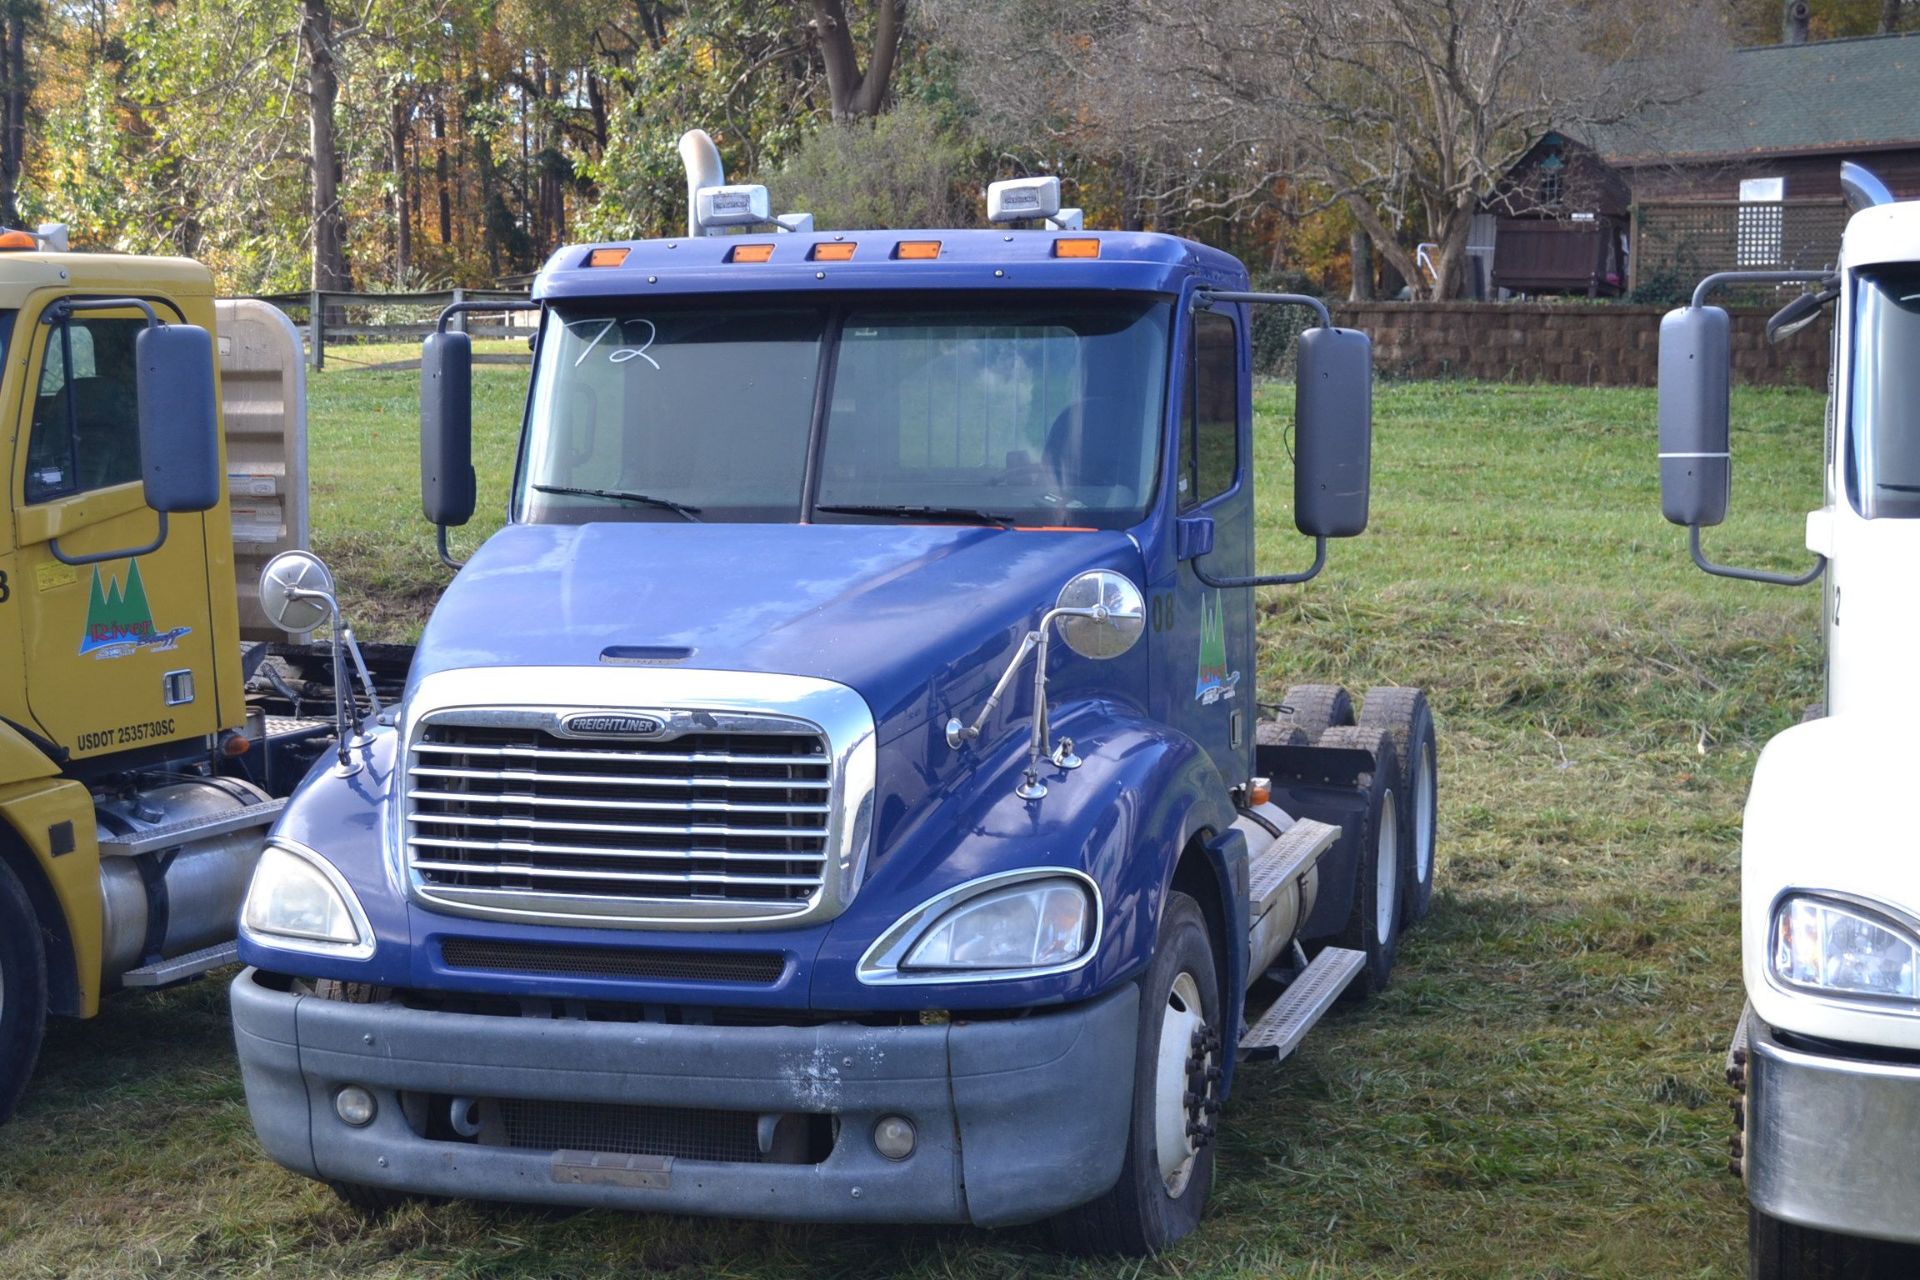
258 550 382 767
258 550 338 634
1766 282 1838 345
946 568 1146 800
1054 569 1146 660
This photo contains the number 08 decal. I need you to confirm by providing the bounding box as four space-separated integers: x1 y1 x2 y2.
1149 592 1174 632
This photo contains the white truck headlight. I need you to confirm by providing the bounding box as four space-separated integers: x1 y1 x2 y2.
902 877 1091 971
242 842 373 956
1771 895 1920 1000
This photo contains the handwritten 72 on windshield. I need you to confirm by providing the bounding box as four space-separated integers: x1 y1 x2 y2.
566 317 659 369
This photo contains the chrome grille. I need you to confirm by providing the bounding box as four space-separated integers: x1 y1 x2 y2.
406 714 833 921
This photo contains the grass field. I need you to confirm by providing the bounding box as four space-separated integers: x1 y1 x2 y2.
0 357 1827 1278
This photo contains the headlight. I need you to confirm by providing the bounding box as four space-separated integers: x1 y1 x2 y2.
902 877 1092 971
1771 895 1920 1000
242 842 372 956
858 870 1101 984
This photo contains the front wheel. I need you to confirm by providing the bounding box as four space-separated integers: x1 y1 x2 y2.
1750 1205 1920 1278
0 856 49 1126
1049 891 1221 1256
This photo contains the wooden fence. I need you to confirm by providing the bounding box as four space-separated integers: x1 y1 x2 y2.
1631 198 1848 295
252 288 534 371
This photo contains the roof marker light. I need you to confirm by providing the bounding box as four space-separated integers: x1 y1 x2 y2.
0 230 37 251
587 247 629 267
811 242 857 262
1053 238 1100 259
729 243 775 263
895 240 941 260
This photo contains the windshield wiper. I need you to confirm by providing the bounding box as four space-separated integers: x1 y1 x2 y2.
533 484 703 522
814 503 1016 529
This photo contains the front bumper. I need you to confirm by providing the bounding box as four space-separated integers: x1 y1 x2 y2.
231 968 1137 1228
1748 1014 1920 1244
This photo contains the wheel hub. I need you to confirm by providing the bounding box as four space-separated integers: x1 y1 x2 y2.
1154 972 1220 1198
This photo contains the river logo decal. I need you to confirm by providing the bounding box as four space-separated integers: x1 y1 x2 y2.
79 560 191 660
1195 590 1240 705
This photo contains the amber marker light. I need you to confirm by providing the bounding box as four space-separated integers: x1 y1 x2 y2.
729 243 776 263
0 230 37 250
1052 238 1101 259
586 247 629 267
811 242 857 261
894 240 942 260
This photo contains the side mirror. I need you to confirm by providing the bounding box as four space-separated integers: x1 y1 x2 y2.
1294 326 1372 538
1658 305 1731 528
135 324 220 513
421 330 475 527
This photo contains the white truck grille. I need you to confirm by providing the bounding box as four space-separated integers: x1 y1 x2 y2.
406 714 835 922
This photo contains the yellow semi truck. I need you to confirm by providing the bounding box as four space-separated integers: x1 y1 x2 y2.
0 228 363 1121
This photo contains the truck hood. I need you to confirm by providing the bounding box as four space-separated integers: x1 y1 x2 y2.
409 521 1142 735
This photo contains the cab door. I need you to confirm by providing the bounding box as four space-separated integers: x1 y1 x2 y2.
11 296 223 760
1163 301 1255 786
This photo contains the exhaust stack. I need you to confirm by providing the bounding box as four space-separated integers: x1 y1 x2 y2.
678 129 726 238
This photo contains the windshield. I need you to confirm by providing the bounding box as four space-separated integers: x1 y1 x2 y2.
1848 265 1920 519
518 296 1171 529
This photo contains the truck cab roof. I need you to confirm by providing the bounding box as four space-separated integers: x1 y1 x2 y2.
534 228 1250 303
0 251 214 312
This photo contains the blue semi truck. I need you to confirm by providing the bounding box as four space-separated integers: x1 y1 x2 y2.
228 133 1440 1254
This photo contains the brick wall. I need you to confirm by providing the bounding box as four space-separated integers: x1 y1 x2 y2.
1329 302 1832 389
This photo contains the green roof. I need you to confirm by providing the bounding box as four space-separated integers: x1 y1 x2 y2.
1591 32 1920 163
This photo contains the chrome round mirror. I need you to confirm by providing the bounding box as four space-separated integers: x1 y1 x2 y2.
1054 569 1145 660
258 550 337 634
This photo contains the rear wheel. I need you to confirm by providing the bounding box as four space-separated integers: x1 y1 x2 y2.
1317 725 1402 999
0 857 48 1126
1049 892 1220 1256
1749 1205 1920 1278
1359 687 1438 928
1278 684 1353 741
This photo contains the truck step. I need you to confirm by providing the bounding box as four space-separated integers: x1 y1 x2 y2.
1247 817 1340 911
1239 946 1365 1062
97 798 286 857
120 940 241 988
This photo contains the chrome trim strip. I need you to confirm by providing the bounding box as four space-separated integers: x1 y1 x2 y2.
396 666 876 932
856 867 1102 986
240 836 378 961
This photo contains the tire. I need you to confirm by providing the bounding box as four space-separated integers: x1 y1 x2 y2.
0 857 49 1126
1278 684 1353 741
1254 720 1310 748
1359 687 1438 929
1317 725 1402 1000
312 979 426 1218
1749 1205 1920 1278
1049 892 1221 1257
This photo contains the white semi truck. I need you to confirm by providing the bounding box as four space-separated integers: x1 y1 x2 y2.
1658 163 1920 1278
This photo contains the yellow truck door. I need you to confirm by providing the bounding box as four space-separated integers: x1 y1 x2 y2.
10 296 224 758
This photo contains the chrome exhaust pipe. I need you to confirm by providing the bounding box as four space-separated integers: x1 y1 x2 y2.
677 129 725 238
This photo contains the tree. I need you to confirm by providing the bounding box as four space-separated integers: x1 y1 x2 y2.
0 0 35 227
808 0 905 122
300 0 348 290
930 0 1729 299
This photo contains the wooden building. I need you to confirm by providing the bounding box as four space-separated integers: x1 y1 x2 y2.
1486 33 1920 296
